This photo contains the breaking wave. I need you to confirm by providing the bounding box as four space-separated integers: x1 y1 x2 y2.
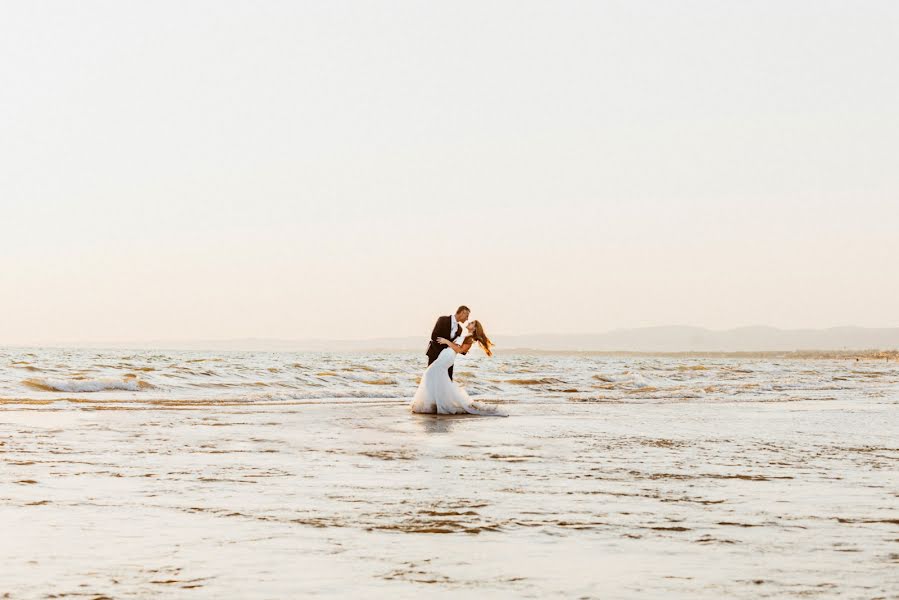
23 377 151 393
2 348 897 405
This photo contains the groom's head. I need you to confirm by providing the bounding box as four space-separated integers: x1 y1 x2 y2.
455 306 470 322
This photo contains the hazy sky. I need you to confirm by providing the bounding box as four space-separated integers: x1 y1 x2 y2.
2 1 898 344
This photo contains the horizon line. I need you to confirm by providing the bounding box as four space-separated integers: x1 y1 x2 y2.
4 324 899 351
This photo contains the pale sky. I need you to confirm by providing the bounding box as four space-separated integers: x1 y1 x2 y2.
2 1 898 344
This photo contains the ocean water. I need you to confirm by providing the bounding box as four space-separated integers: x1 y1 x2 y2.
2 347 897 407
2 348 898 598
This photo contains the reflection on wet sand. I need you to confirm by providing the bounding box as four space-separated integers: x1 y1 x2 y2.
413 413 470 434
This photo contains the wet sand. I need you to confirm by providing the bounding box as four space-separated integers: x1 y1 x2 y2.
2 398 897 598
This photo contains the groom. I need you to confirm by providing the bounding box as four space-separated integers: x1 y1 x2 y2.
426 305 470 381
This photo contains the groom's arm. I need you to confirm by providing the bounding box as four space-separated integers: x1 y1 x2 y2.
430 316 446 343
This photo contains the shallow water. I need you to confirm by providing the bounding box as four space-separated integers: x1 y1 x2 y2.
1 349 898 598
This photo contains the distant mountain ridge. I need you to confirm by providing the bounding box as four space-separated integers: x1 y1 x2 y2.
498 326 899 352
24 326 899 352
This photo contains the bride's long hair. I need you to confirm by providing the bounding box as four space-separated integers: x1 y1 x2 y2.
465 320 494 357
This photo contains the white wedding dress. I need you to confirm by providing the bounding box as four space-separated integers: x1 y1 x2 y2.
410 344 505 416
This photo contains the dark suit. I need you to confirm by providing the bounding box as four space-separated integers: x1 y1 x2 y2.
426 315 463 380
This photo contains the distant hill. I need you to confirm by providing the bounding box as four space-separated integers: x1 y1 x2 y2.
29 326 899 353
497 326 899 352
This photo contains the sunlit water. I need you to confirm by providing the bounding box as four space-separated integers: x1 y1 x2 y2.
2 348 897 598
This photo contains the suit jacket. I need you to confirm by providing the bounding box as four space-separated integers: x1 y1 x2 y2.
426 315 463 365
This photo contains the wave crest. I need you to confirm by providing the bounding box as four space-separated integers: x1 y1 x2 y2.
23 377 151 393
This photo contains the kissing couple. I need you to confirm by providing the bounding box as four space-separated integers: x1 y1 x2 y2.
410 305 506 416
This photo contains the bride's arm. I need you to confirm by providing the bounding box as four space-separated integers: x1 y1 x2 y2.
435 337 461 352
436 338 473 355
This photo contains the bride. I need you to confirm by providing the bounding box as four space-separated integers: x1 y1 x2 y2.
411 320 506 416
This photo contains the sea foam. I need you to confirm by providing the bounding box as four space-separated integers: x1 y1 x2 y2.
23 377 147 393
